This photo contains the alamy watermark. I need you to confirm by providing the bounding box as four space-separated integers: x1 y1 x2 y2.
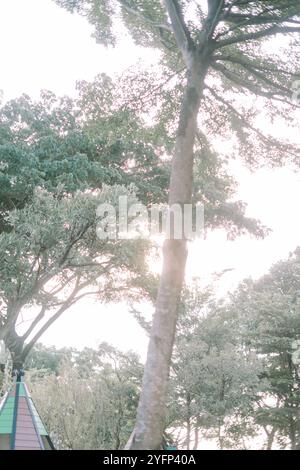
96 196 204 240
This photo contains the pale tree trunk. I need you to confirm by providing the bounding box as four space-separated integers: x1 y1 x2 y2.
217 421 224 450
125 0 216 450
127 59 209 449
193 426 199 450
289 416 300 450
186 393 191 450
266 428 276 450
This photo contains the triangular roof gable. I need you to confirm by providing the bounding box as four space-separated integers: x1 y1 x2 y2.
0 376 54 450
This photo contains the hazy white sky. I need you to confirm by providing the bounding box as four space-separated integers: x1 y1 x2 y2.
0 0 158 101
1 0 300 358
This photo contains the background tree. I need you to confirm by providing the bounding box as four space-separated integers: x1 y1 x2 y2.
0 69 266 371
24 343 74 375
18 247 300 450
165 250 300 450
0 185 152 368
166 285 262 450
0 76 169 235
27 343 143 450
0 75 169 366
55 0 300 448
230 248 300 449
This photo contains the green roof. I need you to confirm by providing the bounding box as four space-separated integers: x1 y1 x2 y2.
0 396 14 434
28 398 48 436
0 378 53 449
18 383 27 397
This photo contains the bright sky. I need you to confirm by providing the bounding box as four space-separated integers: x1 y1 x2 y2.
0 0 158 101
1 0 300 360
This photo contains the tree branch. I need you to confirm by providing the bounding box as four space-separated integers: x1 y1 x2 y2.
206 84 300 161
117 0 172 32
225 13 300 27
206 0 225 40
213 53 299 78
215 24 300 49
48 273 78 296
21 276 83 359
211 62 300 108
163 0 195 67
21 304 47 342
58 221 92 267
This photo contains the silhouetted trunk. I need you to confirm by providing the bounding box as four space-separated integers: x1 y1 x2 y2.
186 393 191 450
4 330 24 371
266 428 276 450
290 417 300 450
218 422 224 450
193 426 199 450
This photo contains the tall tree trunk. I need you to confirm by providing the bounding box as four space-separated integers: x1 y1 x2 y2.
186 392 191 450
289 416 300 450
4 329 24 371
127 59 208 449
266 428 276 450
193 426 199 450
218 422 224 450
289 417 297 450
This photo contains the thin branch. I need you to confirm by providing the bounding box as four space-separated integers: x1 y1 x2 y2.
48 273 78 296
206 0 225 41
215 3 280 40
213 53 299 78
67 261 110 269
58 222 92 267
211 62 300 108
21 276 82 359
225 14 300 27
21 304 47 342
206 84 300 161
120 67 185 111
215 24 300 49
24 223 93 301
117 0 172 31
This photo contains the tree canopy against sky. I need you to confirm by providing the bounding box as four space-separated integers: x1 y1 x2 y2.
0 64 268 372
164 249 300 450
9 247 299 450
0 77 168 368
24 342 143 450
167 284 262 450
54 0 300 449
230 248 300 449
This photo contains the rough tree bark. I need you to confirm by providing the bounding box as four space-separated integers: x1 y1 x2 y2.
4 329 25 370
